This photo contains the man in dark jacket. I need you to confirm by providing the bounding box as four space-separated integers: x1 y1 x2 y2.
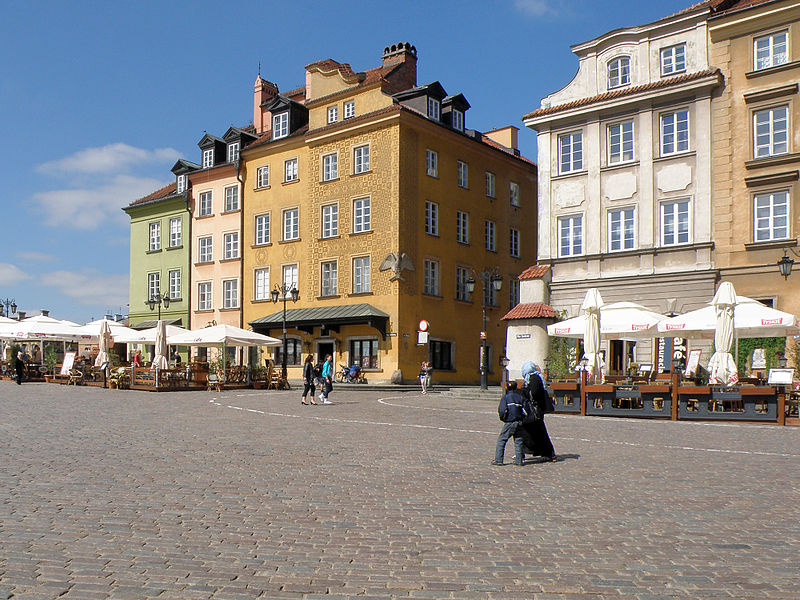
492 381 530 466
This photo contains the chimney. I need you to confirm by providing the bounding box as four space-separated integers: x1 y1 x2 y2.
254 75 279 134
40 309 50 317
484 126 519 153
381 42 417 93
17 311 26 320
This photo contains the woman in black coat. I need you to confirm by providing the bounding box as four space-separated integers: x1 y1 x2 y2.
519 363 556 461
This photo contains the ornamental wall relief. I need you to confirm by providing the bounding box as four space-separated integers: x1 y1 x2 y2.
656 163 692 193
552 180 586 209
603 172 637 201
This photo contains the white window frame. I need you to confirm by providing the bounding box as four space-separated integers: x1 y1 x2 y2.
608 56 631 88
198 191 212 217
198 236 213 263
428 97 440 120
753 106 789 158
176 174 187 193
320 260 338 297
426 149 438 177
559 131 583 174
607 120 635 164
148 221 160 251
255 213 270 246
456 211 469 244
661 199 691 247
197 281 212 311
452 109 464 131
169 217 181 248
254 268 270 301
754 31 788 71
423 259 440 296
222 279 239 309
224 185 239 212
327 105 338 124
168 269 181 299
509 181 520 207
202 149 214 169
322 203 339 238
353 197 371 233
223 232 239 260
273 112 289 139
282 264 298 290
352 256 371 294
147 272 160 301
343 100 355 119
284 157 298 182
608 207 636 252
558 214 583 257
660 44 686 76
510 228 520 258
457 160 468 188
283 208 299 241
485 172 496 198
455 266 472 302
322 152 338 181
754 190 790 242
227 142 239 163
256 165 269 188
425 201 439 236
485 220 496 252
660 109 690 156
353 145 370 174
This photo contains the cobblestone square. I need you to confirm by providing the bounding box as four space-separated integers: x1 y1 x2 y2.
1 382 798 599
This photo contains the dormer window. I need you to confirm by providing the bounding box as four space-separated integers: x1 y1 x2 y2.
202 149 214 169
660 44 686 76
452 109 464 132
608 56 631 89
273 112 289 139
176 174 187 193
344 101 355 119
428 97 440 121
328 106 338 124
227 142 239 163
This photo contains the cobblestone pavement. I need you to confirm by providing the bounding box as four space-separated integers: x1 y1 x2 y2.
1 382 799 599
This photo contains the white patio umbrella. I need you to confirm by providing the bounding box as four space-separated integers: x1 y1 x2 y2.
706 282 739 386
79 318 137 342
0 318 91 342
0 316 16 324
94 320 112 369
547 301 666 340
113 325 187 344
150 320 169 371
581 288 604 383
168 324 281 347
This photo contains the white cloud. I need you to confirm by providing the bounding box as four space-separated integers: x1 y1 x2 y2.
39 270 129 308
37 143 180 175
0 263 33 286
32 174 167 230
513 0 558 16
16 251 55 262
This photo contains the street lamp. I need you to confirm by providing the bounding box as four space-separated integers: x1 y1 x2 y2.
777 248 800 280
465 269 503 390
145 291 171 320
2 298 17 319
270 282 299 381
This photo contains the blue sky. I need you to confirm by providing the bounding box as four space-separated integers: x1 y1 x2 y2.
0 0 692 323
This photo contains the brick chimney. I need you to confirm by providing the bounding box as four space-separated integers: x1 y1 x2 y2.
381 42 417 94
253 75 279 134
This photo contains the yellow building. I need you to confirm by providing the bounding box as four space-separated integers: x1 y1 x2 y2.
242 43 537 383
709 0 800 314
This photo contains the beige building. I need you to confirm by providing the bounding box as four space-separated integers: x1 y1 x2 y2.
709 0 800 314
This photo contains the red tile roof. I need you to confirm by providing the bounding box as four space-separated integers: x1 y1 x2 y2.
523 69 721 120
305 59 363 83
502 303 558 321
710 0 778 15
128 181 177 207
518 265 550 280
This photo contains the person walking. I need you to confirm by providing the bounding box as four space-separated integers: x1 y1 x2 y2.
419 361 433 394
132 349 143 367
319 354 334 404
492 381 530 466
519 362 557 461
301 354 317 405
15 348 26 385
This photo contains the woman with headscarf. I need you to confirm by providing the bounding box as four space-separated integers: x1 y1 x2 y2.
518 361 557 461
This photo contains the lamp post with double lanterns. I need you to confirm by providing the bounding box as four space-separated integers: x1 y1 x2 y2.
145 291 170 320
1 298 17 319
271 283 299 381
465 269 503 390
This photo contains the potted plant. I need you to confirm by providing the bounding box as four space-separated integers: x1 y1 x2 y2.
44 345 58 382
250 365 266 389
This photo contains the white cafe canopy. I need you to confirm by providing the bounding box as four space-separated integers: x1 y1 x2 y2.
0 316 91 342
113 325 188 345
547 302 667 340
168 324 281 347
77 318 138 341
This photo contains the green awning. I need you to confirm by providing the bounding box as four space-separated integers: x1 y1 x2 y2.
131 318 183 330
249 303 390 339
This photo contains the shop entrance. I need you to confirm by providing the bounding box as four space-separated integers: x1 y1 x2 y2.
317 341 334 365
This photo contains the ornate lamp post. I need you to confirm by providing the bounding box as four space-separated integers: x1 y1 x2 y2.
146 291 171 320
465 269 503 390
777 248 800 280
270 283 299 381
2 298 17 319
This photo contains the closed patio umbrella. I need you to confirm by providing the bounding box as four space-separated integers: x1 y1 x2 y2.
94 320 112 369
706 282 739 386
581 288 604 383
151 320 169 371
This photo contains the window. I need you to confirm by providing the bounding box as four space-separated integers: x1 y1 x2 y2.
256 165 269 188
282 264 298 289
328 106 338 124
227 142 239 163
351 339 378 369
353 198 370 233
423 259 440 296
608 56 631 88
483 282 498 307
223 232 239 260
754 191 789 241
224 186 239 212
485 172 496 197
322 204 338 238
430 340 452 370
169 217 181 247
148 222 160 251
510 228 520 258
274 338 302 367
425 201 439 236
284 158 298 182
176 174 187 193
321 261 338 296
662 199 690 246
255 213 270 245
559 131 583 173
754 31 788 71
509 182 520 207
283 208 299 241
198 236 213 263
559 215 583 257
457 160 468 188
352 256 371 293
754 106 788 158
323 153 338 181
273 112 288 139
456 211 469 244
608 208 635 251
199 191 212 217
485 220 496 252
608 120 634 164
197 282 212 310
202 149 214 168
147 272 160 300
428 97 440 120
455 266 472 302
344 100 355 119
223 280 239 309
509 278 520 310
353 145 370 174
254 268 270 300
661 110 689 155
452 109 464 131
661 44 686 76
426 149 438 177
168 269 181 299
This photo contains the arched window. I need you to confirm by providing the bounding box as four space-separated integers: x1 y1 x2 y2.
608 56 631 88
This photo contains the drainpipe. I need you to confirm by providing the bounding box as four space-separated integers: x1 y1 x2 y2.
236 158 245 366
184 187 192 333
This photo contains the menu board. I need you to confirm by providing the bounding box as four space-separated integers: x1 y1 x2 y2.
60 352 76 375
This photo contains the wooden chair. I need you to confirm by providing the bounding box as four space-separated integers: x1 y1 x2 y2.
68 368 84 386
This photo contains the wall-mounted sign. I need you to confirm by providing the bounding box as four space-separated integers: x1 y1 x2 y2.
418 320 429 332
516 333 531 339
417 331 429 345
386 333 397 337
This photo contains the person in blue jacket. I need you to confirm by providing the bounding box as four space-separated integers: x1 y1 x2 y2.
492 381 531 466
319 354 334 405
